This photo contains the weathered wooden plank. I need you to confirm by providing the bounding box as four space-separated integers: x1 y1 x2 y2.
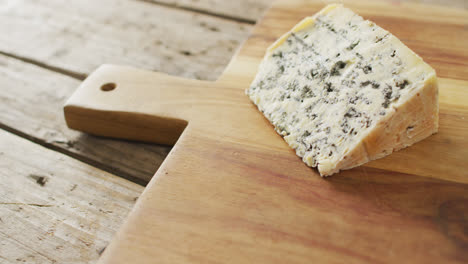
0 54 169 182
150 0 272 22
0 0 250 81
0 129 144 263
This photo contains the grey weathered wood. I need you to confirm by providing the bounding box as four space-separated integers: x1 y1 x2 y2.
0 0 251 81
0 129 144 263
0 54 170 182
150 0 272 22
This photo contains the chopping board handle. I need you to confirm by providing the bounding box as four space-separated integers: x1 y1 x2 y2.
64 64 215 145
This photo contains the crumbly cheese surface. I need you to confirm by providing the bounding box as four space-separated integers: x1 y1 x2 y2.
247 4 436 176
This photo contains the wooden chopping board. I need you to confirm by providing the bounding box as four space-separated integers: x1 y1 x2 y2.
64 0 468 263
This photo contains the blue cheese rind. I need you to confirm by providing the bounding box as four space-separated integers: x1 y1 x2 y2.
247 4 438 176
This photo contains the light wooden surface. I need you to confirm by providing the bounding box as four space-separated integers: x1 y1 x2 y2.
65 0 468 263
0 0 466 263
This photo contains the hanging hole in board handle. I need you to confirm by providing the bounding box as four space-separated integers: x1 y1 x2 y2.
101 82 116 91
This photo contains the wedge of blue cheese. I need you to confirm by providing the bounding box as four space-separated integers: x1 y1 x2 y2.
247 4 438 176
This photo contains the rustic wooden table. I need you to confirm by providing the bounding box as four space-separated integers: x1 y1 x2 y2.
0 0 465 263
